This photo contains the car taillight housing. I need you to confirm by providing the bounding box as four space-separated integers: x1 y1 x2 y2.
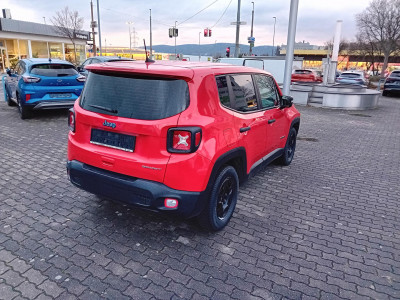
167 127 202 153
76 75 86 82
22 75 41 83
68 108 75 132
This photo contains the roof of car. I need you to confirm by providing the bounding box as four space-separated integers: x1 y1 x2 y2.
22 58 74 65
85 60 271 79
92 56 134 62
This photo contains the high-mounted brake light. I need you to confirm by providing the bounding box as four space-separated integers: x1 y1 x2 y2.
68 108 75 132
22 75 40 83
167 127 202 153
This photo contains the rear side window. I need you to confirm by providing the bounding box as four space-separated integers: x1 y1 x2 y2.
80 72 189 120
229 74 258 112
31 64 78 77
215 76 230 107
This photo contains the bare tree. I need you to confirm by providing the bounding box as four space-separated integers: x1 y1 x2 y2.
356 0 400 77
324 39 350 67
351 33 381 75
51 6 84 64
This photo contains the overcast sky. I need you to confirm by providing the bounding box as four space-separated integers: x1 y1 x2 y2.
2 0 370 48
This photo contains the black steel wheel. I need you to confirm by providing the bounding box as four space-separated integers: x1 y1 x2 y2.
279 127 297 166
197 165 239 231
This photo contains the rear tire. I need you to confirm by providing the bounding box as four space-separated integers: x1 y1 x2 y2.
279 127 297 166
17 94 32 120
382 91 388 97
197 166 239 231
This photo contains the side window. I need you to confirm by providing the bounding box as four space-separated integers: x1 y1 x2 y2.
91 58 101 64
81 59 91 68
229 74 258 112
215 75 231 108
254 74 280 108
14 62 21 74
18 62 26 75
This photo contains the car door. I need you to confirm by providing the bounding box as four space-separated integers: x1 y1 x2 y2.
225 74 269 172
254 74 287 153
7 62 21 99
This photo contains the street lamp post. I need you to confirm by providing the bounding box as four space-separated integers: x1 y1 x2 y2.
97 0 102 56
272 17 276 56
126 21 133 57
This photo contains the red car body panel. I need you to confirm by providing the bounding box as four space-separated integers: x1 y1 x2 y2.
291 70 322 83
67 61 300 216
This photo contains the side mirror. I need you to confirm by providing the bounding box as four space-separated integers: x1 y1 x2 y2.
77 66 83 72
6 68 12 76
280 95 293 109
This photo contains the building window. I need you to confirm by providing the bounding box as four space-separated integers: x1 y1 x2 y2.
19 40 29 59
65 44 86 64
5 40 19 68
31 41 48 58
49 43 63 59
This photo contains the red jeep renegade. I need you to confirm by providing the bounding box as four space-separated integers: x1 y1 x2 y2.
67 61 300 231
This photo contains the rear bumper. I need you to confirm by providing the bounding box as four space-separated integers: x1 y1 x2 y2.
32 100 76 110
67 160 207 218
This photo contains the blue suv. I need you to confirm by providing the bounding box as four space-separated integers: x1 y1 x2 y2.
4 58 85 119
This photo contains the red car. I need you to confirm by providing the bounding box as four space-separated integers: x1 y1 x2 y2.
67 61 300 230
291 69 322 83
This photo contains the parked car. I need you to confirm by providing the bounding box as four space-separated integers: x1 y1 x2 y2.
291 69 322 83
67 61 300 231
4 58 85 119
78 56 134 76
382 70 400 96
336 71 367 85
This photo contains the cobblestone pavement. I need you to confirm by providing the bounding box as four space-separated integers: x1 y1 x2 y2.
0 89 399 299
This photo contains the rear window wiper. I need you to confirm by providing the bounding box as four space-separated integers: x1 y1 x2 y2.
88 104 118 114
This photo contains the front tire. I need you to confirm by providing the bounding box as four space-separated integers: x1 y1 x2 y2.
5 86 16 107
279 127 297 166
197 166 239 231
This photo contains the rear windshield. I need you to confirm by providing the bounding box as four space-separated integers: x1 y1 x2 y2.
341 73 361 78
390 71 400 78
294 70 312 74
80 72 189 120
31 64 78 77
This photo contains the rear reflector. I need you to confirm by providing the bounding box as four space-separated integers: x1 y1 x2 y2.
165 198 178 209
68 108 75 132
25 94 31 102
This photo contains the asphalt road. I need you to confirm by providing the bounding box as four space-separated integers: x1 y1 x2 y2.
0 86 399 299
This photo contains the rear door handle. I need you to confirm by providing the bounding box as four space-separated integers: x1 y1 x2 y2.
268 119 276 124
240 126 251 133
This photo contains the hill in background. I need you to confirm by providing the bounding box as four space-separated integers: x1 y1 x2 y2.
147 43 278 57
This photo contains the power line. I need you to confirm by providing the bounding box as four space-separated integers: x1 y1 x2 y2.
211 0 233 28
177 0 220 26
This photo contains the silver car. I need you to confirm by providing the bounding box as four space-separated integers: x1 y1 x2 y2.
336 71 367 85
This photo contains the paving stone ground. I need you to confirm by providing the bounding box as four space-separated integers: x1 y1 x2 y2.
0 89 399 300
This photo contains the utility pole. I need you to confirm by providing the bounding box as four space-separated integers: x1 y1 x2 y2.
174 21 177 56
199 32 201 61
249 2 254 56
272 17 276 56
149 9 153 58
97 0 102 56
282 0 299 95
90 0 96 56
126 22 132 54
234 0 241 58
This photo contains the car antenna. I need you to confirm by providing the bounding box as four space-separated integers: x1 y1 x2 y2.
143 39 155 63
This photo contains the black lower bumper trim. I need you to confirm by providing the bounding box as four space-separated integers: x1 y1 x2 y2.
67 160 206 218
